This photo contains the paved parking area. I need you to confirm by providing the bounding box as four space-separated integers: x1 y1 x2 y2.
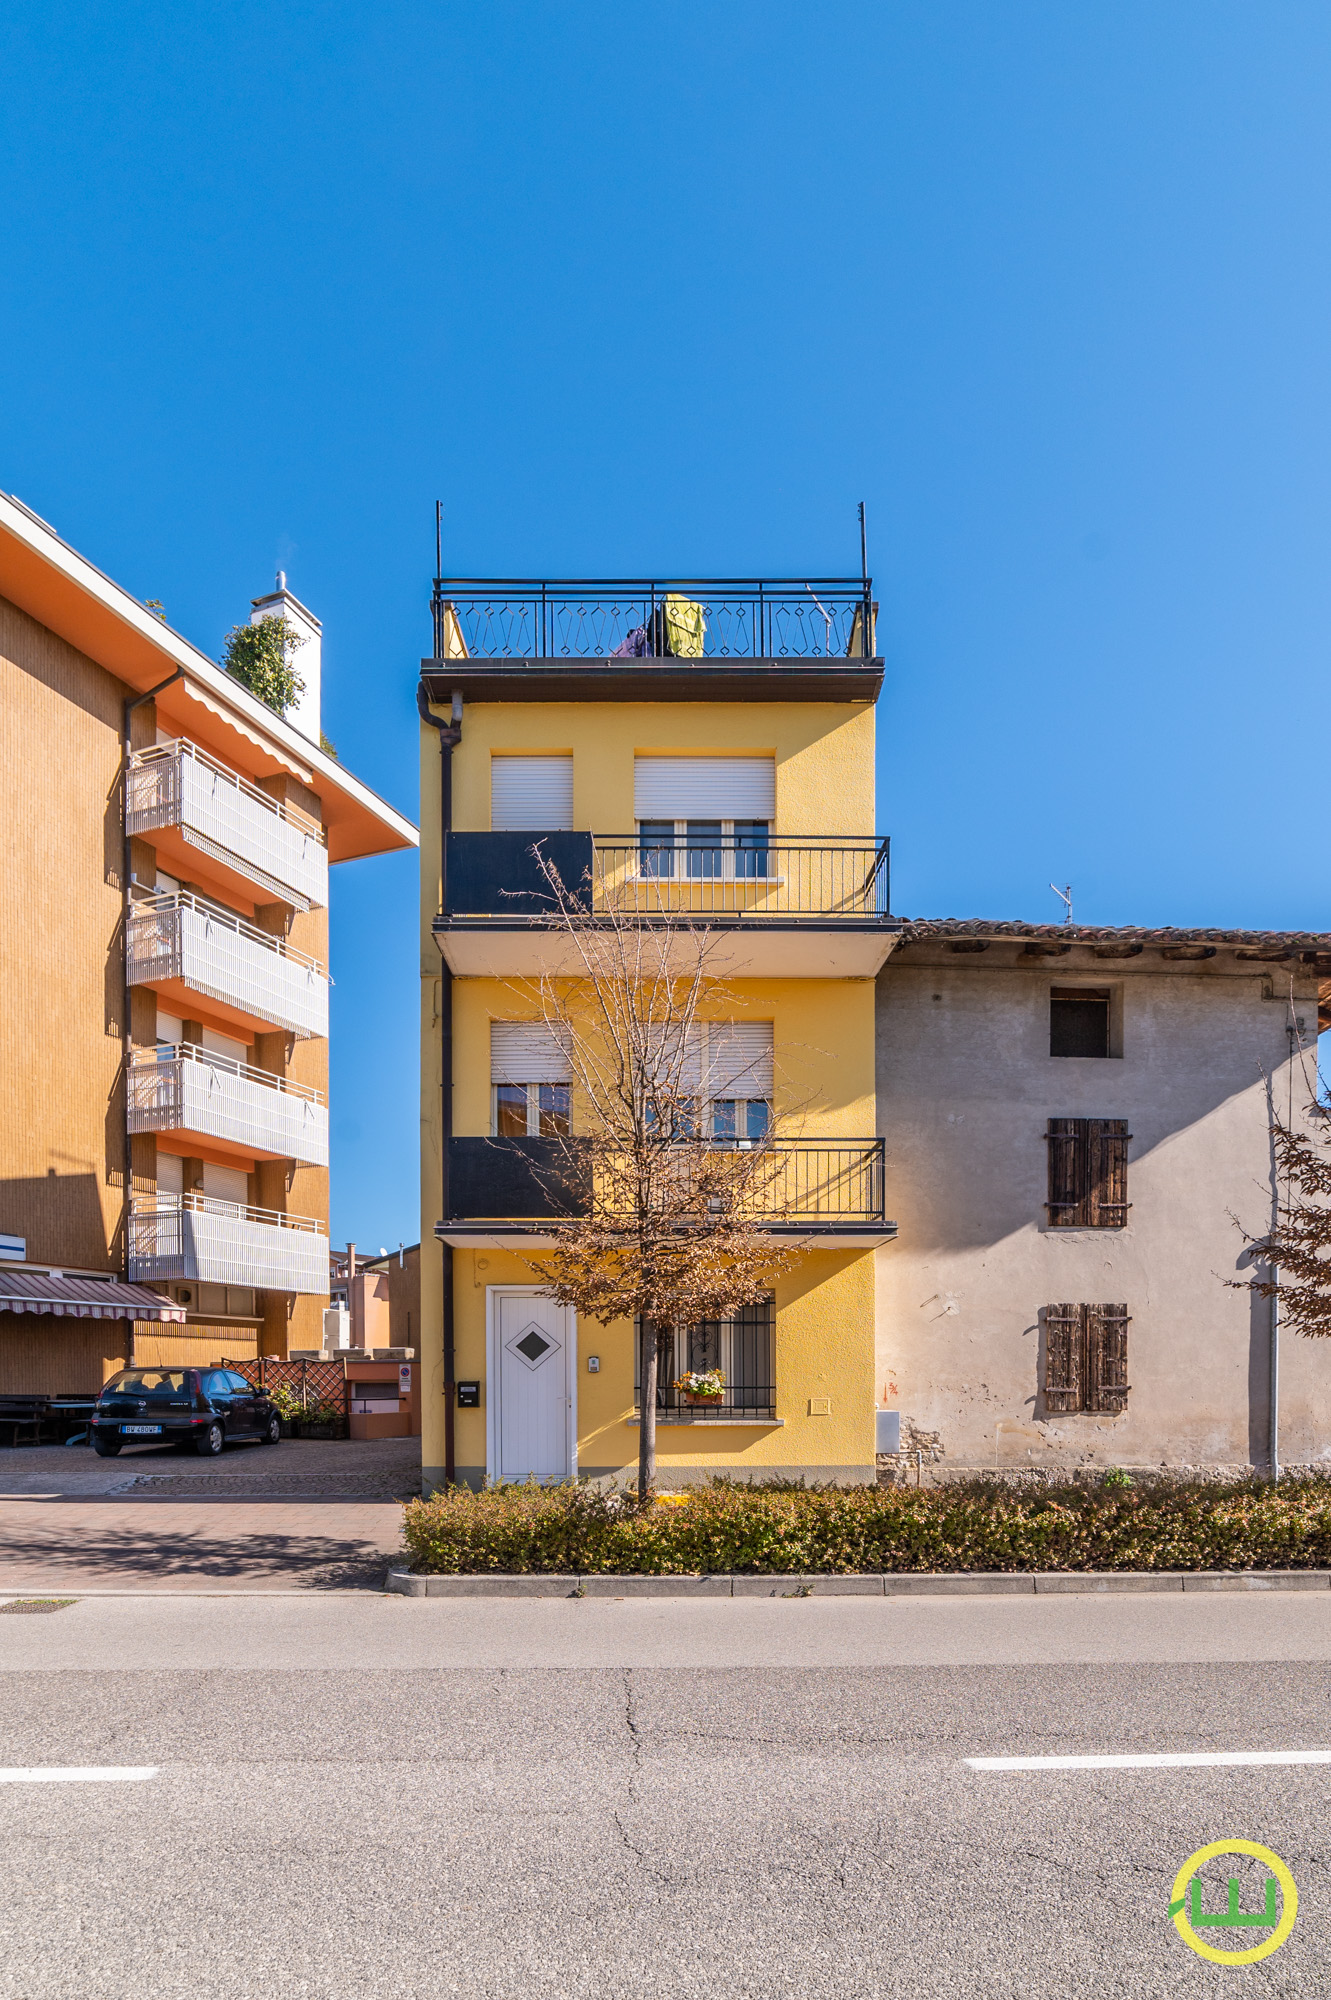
0 1438 418 1591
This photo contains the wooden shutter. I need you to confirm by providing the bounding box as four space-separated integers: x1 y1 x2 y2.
1087 1304 1130 1412
1046 1120 1087 1226
1047 1119 1129 1227
1087 1120 1130 1227
1043 1303 1083 1413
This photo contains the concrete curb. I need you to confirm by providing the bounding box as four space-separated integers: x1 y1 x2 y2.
383 1567 1331 1599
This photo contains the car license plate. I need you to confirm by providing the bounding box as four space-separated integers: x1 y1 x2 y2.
122 1424 162 1435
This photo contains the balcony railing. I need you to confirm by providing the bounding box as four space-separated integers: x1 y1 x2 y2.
126 892 330 1040
446 1137 885 1227
442 834 891 923
127 739 328 910
431 577 876 661
128 1194 329 1295
593 838 890 920
127 1046 329 1167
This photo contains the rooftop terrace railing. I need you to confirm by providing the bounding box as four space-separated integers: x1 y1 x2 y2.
430 578 877 662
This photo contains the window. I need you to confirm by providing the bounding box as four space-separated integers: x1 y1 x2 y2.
493 1082 570 1138
490 755 573 832
633 756 775 883
1050 987 1110 1058
1046 1119 1130 1227
1042 1304 1130 1413
637 819 771 881
635 1299 775 1419
711 1098 770 1143
490 1023 572 1137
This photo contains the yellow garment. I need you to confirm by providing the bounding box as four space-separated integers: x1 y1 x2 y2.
663 593 706 658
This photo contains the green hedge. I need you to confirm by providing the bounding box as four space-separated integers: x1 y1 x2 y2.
400 1476 1331 1576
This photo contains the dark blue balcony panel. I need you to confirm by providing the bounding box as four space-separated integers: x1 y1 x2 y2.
448 1137 590 1221
445 831 593 920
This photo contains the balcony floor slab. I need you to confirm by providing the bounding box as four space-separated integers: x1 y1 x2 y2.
436 924 900 980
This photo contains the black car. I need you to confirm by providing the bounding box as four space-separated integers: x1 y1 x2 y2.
91 1367 282 1457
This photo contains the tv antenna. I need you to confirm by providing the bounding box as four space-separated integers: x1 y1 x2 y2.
1050 883 1073 925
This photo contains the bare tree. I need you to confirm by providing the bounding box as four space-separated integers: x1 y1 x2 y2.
1234 1101 1331 1340
516 849 802 1500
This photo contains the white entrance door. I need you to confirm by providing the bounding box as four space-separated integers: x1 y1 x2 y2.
489 1290 574 1482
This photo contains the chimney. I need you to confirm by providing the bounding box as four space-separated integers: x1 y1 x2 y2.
249 569 322 747
346 1241 356 1279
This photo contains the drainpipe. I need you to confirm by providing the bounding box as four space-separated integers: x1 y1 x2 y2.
418 679 463 1483
121 667 185 1358
1270 1266 1280 1484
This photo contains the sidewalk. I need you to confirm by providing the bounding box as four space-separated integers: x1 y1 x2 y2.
0 1437 418 1592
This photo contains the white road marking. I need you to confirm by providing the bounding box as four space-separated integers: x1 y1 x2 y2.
967 1750 1331 1771
0 1767 158 1783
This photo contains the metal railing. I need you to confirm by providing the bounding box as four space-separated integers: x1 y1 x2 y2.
431 577 876 661
127 1045 329 1167
590 837 890 920
126 892 330 1040
637 1311 776 1422
128 1193 329 1295
447 1137 885 1225
127 739 328 911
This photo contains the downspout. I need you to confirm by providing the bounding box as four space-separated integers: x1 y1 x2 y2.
418 680 463 1483
121 668 185 1356
1270 1267 1280 1484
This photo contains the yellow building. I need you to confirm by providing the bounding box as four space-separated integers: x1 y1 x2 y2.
420 577 897 1489
0 494 416 1391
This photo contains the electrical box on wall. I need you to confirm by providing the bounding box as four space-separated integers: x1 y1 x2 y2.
876 1410 901 1454
456 1380 481 1408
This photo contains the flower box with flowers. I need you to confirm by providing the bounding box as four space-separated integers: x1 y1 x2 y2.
674 1368 726 1407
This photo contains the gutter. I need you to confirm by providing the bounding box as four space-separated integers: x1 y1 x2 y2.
418 681 463 1485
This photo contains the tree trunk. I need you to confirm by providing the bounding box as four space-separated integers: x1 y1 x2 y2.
638 1322 662 1502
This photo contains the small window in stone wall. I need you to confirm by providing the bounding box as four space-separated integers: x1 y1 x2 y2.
1050 987 1109 1057
1043 1304 1130 1413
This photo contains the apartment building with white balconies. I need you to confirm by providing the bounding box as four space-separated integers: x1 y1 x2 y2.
0 494 416 1393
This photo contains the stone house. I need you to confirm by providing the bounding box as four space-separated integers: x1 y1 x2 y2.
875 921 1331 1478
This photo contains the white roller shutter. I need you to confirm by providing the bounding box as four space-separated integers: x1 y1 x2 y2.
634 757 775 821
662 1024 774 1098
203 1163 249 1206
492 755 573 831
157 1152 184 1195
491 1022 573 1085
702 1023 774 1100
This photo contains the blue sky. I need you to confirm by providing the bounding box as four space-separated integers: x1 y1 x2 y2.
3 2 1330 1246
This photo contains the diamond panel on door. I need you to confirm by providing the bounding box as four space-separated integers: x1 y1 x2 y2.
507 1322 561 1371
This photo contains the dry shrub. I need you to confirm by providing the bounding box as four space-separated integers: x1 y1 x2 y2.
401 1475 1331 1576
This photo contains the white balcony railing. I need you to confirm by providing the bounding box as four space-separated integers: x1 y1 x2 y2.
127 1046 329 1167
129 1194 329 1295
127 892 330 1039
127 739 328 910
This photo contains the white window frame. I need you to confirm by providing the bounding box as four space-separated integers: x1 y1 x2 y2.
490 1082 571 1138
484 1286 578 1483
634 819 774 882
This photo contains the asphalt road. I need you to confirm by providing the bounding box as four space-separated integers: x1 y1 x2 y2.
0 1595 1328 1999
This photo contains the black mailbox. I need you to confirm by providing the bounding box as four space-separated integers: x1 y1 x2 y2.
455 1380 481 1408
